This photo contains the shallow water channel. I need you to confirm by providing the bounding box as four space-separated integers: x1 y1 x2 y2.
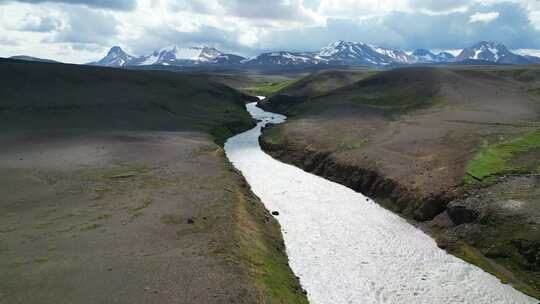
224 101 536 304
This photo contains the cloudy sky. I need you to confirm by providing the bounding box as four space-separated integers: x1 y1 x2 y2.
1 0 540 63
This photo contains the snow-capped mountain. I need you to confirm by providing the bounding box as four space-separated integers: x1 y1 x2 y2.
315 41 428 65
315 40 397 65
90 41 540 68
138 45 245 66
411 49 438 63
92 45 245 67
372 46 413 64
244 51 322 65
410 49 455 63
437 52 456 62
243 41 415 66
92 46 136 67
455 41 535 64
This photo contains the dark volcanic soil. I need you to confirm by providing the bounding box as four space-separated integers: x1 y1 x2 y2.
260 66 540 298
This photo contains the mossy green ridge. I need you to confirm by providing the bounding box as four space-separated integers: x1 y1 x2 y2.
465 129 540 183
244 79 300 96
449 243 540 299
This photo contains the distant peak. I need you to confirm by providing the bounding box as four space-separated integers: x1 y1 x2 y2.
469 41 510 54
108 46 125 54
329 40 356 47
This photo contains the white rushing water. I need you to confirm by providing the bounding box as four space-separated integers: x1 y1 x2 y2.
224 101 537 304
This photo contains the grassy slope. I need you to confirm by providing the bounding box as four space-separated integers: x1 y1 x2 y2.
258 69 376 115
271 69 375 97
243 79 301 96
0 59 308 303
0 59 253 144
220 69 373 104
230 174 308 303
194 70 305 97
465 129 540 183
463 66 540 184
261 67 443 116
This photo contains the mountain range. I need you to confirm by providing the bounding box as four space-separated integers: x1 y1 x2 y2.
89 45 245 67
86 40 540 68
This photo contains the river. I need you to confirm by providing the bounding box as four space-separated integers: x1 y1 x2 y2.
224 101 536 304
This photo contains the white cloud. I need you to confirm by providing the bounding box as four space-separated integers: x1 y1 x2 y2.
529 9 540 31
238 31 258 47
0 0 136 10
317 0 473 18
318 0 410 18
473 0 540 29
1 0 540 63
469 11 499 23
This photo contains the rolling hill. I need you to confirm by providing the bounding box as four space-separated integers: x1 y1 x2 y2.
0 59 307 304
0 58 254 143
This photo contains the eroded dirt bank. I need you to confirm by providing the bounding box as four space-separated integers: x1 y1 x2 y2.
260 138 451 220
258 66 540 298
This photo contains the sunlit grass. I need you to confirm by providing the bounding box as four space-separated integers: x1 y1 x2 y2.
465 129 540 183
244 79 300 96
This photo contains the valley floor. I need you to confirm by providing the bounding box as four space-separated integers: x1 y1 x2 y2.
0 131 305 304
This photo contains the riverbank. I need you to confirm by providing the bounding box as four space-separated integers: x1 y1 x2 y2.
259 66 540 298
228 102 537 303
260 135 540 298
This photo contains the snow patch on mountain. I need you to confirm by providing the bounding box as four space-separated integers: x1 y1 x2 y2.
244 51 322 65
92 45 245 67
92 46 136 67
455 41 536 64
410 49 455 63
372 46 412 64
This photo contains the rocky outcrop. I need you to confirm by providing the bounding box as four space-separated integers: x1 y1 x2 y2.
447 204 479 225
513 239 540 271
